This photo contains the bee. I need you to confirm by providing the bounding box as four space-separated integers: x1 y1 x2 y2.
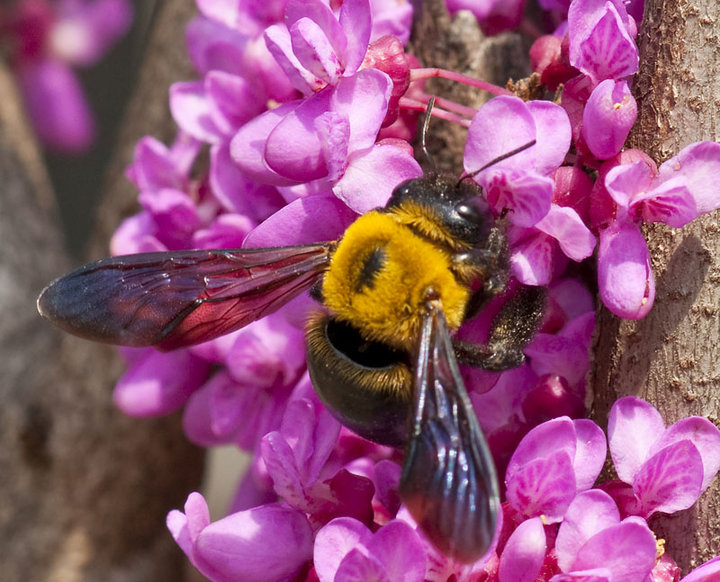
37 136 545 563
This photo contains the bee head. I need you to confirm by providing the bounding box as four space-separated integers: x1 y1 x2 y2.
385 175 493 249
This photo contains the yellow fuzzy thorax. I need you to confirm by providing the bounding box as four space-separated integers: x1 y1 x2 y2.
387 199 473 251
321 211 470 351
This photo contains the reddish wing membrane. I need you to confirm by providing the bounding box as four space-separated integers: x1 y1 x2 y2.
399 303 500 563
37 243 334 351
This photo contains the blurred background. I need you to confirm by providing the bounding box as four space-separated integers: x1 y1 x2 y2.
43 0 154 257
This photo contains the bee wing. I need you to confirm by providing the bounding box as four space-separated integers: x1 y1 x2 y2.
399 303 500 563
37 244 333 351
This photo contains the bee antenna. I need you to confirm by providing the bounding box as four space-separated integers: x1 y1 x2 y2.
458 139 537 184
421 97 437 171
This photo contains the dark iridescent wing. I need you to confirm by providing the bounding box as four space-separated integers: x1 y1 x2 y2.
37 244 333 351
399 303 500 563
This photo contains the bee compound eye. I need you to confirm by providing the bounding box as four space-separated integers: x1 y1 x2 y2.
305 313 412 447
455 197 489 224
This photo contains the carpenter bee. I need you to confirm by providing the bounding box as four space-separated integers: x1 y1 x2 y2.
37 135 545 563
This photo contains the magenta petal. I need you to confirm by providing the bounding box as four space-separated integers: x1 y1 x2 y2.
555 489 620 572
506 450 577 521
339 0 372 73
652 417 720 491
582 80 637 160
550 569 612 581
183 374 233 447
604 160 654 210
195 504 313 582
597 219 655 319
315 517 374 582
334 144 422 213
54 0 133 65
657 141 720 214
243 193 358 247
231 100 304 186
17 59 95 153
291 17 343 85
633 439 703 517
608 396 664 483
483 169 553 227
465 96 537 176
508 417 577 474
570 519 656 582
168 492 210 560
510 231 555 285
525 100 572 174
266 89 333 181
196 0 244 29
113 349 209 417
330 69 393 153
365 521 426 582
598 480 642 517
169 81 224 143
185 15 246 76
498 517 546 582
572 420 607 490
535 205 596 261
206 70 265 130
635 177 697 228
368 0 413 43
681 556 720 582
128 136 185 191
525 333 590 387
260 432 304 504
286 0 346 55
264 23 319 94
568 0 638 82
334 548 389 582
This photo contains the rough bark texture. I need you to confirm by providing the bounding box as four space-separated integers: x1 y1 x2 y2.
591 0 720 572
0 1 204 581
408 0 531 173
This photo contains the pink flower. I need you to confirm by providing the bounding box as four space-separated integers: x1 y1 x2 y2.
168 492 313 582
605 396 720 519
552 489 657 582
314 518 427 582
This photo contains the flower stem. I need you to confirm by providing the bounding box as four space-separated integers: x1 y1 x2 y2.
410 68 514 97
398 96 471 127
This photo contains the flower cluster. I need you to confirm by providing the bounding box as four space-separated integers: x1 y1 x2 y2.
169 397 720 581
0 0 132 152
103 0 720 580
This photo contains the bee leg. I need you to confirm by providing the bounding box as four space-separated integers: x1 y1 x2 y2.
454 285 546 371
453 224 510 319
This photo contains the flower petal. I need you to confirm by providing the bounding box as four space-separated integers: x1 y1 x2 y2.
555 489 620 572
569 518 656 582
194 504 313 582
597 219 655 319
535 205 596 261
498 517 546 582
657 141 720 215
633 439 703 517
651 417 720 492
334 143 422 213
582 79 637 160
243 193 358 247
608 396 664 483
315 517 374 582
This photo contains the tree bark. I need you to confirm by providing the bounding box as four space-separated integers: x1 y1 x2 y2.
408 0 531 172
0 1 204 580
591 0 720 572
